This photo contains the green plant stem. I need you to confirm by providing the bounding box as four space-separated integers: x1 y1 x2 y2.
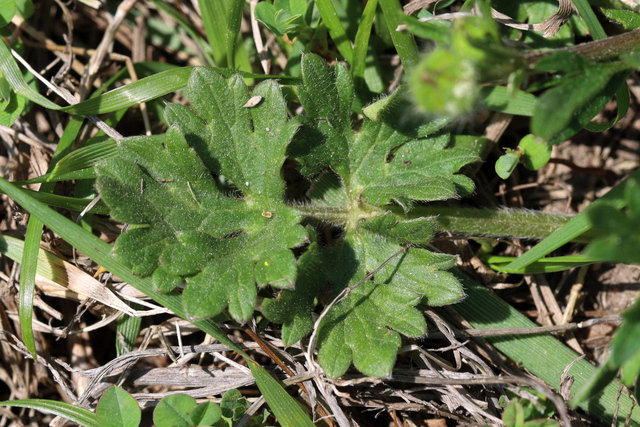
522 28 640 65
403 205 598 242
296 204 596 243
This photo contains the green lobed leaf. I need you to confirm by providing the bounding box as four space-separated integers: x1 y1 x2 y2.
275 54 472 376
96 69 307 323
96 386 141 427
315 229 463 378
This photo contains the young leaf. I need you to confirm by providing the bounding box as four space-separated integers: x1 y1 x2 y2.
96 69 307 322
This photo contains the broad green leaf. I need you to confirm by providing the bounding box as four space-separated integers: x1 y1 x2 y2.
315 229 463 377
519 134 552 171
602 9 640 30
0 399 98 427
0 1 15 27
153 394 197 427
290 54 470 210
96 69 307 322
255 0 306 36
96 386 141 427
189 401 222 426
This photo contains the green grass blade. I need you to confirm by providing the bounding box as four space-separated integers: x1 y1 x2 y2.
572 0 607 40
0 399 98 427
249 364 314 427
49 139 118 180
378 0 419 70
3 49 299 115
316 0 354 63
454 270 640 426
60 67 194 115
19 216 42 359
351 0 379 85
0 40 60 110
19 114 83 357
198 0 229 66
484 254 604 274
116 311 142 356
0 179 315 425
501 169 640 273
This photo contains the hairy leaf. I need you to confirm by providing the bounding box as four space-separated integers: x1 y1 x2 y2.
97 69 307 322
266 54 473 376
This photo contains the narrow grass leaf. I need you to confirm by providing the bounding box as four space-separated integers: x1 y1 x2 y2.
0 399 98 427
0 39 59 109
571 0 607 40
351 0 378 85
116 311 141 356
198 0 228 65
501 168 640 273
316 0 354 63
484 254 604 274
19 112 82 357
454 270 640 426
226 0 244 69
378 0 419 70
249 363 314 427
